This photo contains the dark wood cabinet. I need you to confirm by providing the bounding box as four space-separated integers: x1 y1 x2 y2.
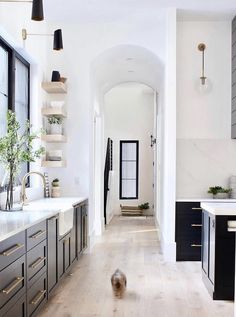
202 209 236 300
82 203 88 251
175 202 202 261
76 205 82 255
70 209 77 264
0 199 88 317
2 294 26 317
58 233 71 279
47 215 59 294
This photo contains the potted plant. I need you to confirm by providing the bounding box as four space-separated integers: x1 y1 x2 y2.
48 116 63 135
51 178 60 198
52 178 60 187
0 111 44 211
138 202 150 210
208 186 231 199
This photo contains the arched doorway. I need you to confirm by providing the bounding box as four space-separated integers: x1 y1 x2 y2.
90 44 165 237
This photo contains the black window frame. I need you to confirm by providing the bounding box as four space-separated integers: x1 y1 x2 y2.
0 35 30 178
119 140 139 200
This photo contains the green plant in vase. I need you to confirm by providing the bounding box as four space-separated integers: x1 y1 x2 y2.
0 111 44 211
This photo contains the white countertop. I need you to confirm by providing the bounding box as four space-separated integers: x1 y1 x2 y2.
201 202 236 216
177 198 236 203
0 197 87 242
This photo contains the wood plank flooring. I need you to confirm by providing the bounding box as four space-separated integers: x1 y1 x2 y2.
38 216 234 317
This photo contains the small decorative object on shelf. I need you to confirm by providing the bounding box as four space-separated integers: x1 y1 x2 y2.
48 115 63 135
48 150 62 161
0 111 44 211
51 178 61 198
208 186 232 199
51 70 61 82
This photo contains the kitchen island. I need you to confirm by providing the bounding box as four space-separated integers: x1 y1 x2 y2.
0 197 88 317
200 202 236 301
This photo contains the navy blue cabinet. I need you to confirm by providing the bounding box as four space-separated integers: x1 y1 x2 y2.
202 209 236 300
175 202 202 261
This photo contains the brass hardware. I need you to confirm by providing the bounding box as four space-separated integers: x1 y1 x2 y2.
30 257 46 269
191 224 202 227
198 43 207 85
31 290 46 305
30 230 46 239
192 207 202 210
2 277 24 294
0 244 24 256
191 244 202 247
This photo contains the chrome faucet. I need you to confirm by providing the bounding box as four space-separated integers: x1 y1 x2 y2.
21 171 46 206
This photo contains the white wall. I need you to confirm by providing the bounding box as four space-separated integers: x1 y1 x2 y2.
104 83 154 222
177 20 234 199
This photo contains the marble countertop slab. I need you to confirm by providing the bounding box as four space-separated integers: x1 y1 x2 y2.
0 197 87 242
201 202 236 216
177 198 236 203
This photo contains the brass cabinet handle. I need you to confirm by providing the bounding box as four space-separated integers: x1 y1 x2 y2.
2 277 24 295
30 257 46 269
192 207 202 210
191 224 202 227
31 290 46 305
0 244 24 257
191 244 202 247
30 230 46 239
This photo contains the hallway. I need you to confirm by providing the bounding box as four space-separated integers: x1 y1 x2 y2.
39 216 233 317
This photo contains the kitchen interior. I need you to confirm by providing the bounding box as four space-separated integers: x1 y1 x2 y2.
1 0 236 317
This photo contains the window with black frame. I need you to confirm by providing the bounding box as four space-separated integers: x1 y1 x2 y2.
119 140 139 200
0 37 30 187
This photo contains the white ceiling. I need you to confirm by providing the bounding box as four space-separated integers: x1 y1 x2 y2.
44 0 236 23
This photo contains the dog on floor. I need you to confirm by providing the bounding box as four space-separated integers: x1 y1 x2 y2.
111 269 127 298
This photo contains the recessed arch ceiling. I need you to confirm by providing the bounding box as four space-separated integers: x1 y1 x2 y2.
44 0 236 23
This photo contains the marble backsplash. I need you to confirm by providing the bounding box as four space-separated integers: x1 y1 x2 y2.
177 139 236 198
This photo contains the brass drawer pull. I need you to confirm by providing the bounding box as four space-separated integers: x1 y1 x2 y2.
0 244 24 257
31 290 46 305
191 224 202 227
2 277 24 295
30 230 46 239
192 207 202 210
30 257 46 269
191 244 202 247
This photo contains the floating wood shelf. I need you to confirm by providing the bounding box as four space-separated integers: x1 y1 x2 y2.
42 82 67 94
41 135 67 143
41 107 67 118
42 160 66 168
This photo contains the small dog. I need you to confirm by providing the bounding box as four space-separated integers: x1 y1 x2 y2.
111 269 127 298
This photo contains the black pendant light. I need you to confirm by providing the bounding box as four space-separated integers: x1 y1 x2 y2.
53 29 63 51
31 0 44 21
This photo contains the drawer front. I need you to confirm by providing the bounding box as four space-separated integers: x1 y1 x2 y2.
176 238 202 261
176 202 202 239
27 240 47 289
0 231 26 272
2 294 26 317
27 273 47 317
0 254 26 309
27 221 46 251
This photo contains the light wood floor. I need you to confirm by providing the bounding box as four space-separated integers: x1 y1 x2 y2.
39 216 234 317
